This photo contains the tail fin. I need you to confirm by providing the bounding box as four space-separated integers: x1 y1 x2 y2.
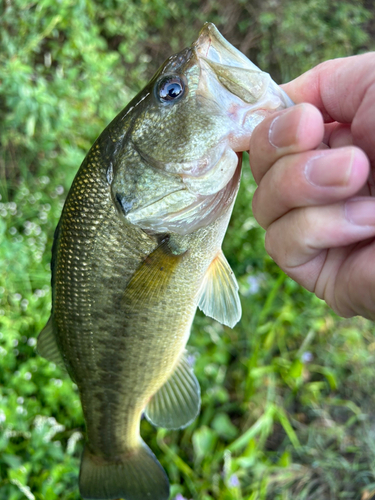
79 441 170 500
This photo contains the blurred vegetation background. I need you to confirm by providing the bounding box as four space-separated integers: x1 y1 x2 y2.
1 0 375 499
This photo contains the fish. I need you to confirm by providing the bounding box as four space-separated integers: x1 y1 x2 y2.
37 22 293 500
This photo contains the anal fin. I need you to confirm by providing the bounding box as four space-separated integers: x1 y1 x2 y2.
145 352 200 430
198 249 241 328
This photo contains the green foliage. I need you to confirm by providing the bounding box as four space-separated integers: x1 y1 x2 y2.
1 0 375 499
256 0 372 81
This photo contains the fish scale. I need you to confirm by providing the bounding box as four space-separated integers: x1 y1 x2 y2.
37 22 293 500
54 138 221 456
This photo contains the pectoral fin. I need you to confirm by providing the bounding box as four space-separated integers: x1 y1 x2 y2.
198 249 241 328
123 237 186 309
37 317 66 371
145 352 200 430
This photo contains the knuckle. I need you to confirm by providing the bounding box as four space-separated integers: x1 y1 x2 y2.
352 81 375 143
251 188 260 220
252 187 271 229
293 208 313 251
265 208 314 269
265 222 296 270
270 156 293 191
264 225 283 265
249 120 269 159
264 228 276 259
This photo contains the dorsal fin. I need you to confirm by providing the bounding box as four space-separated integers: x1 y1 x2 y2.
198 249 241 328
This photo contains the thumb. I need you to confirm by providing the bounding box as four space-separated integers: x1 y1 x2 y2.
281 53 375 164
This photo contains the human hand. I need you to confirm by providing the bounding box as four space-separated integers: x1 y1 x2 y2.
249 53 375 319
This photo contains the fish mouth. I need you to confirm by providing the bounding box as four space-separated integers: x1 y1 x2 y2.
194 23 263 74
193 23 293 141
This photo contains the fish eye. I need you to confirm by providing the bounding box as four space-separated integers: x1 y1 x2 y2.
157 76 185 103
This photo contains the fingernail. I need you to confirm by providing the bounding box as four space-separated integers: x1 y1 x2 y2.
345 198 375 226
305 148 354 187
269 105 305 148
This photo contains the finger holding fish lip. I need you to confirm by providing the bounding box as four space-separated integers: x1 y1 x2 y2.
249 103 325 185
248 94 374 300
249 96 371 234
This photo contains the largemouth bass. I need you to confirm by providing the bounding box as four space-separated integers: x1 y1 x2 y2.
38 23 293 500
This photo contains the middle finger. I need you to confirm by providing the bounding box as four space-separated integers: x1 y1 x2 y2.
252 146 370 229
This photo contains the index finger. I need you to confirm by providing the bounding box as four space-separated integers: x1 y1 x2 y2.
249 103 324 184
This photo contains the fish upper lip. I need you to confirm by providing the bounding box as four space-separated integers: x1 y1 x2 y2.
194 22 294 112
194 22 262 72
